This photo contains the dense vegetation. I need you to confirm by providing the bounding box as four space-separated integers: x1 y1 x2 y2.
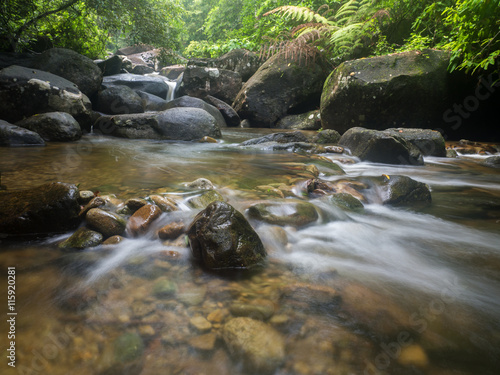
1 0 498 74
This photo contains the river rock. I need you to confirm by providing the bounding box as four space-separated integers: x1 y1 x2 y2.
229 299 275 320
241 131 309 146
164 96 227 128
482 156 500 168
312 129 341 144
328 193 364 212
125 198 148 212
274 110 321 131
127 204 162 236
320 49 451 133
233 54 327 127
188 190 224 209
339 127 424 165
247 201 319 227
136 90 169 112
189 333 217 351
369 175 432 207
0 65 92 126
204 95 241 127
96 86 144 114
186 178 215 190
152 278 178 297
15 112 82 141
190 316 212 332
86 208 127 238
131 64 154 75
384 128 446 157
222 317 285 373
187 201 267 271
32 48 103 97
79 196 106 217
58 227 103 250
0 120 45 146
178 66 242 104
96 55 126 76
95 107 221 141
114 332 144 363
0 182 80 237
158 222 185 240
160 65 185 80
103 73 170 99
149 195 178 212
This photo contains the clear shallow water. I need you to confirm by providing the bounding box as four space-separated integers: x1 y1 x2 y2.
1 129 499 375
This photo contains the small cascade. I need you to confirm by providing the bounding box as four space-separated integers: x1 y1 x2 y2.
166 80 177 102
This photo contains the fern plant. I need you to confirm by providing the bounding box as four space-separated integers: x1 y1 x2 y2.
261 1 388 65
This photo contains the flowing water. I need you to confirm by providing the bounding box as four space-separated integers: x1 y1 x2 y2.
1 129 499 375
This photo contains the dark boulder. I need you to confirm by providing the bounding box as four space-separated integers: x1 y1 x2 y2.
95 107 221 141
178 66 242 104
96 55 125 76
32 48 103 97
312 129 341 144
136 90 169 112
160 65 185 80
16 112 82 141
96 86 144 115
204 95 241 127
320 49 451 133
0 65 92 126
233 54 327 127
164 96 227 128
368 175 432 207
383 128 446 157
103 73 170 99
241 131 309 146
482 156 500 168
0 182 81 237
187 201 267 271
274 110 321 131
131 65 155 75
0 120 45 146
339 127 424 165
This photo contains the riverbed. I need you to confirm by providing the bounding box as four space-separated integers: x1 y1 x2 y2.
1 129 499 375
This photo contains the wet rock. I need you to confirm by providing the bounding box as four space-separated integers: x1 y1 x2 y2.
0 65 92 126
58 227 103 250
339 127 424 165
199 136 217 143
96 86 144 115
0 119 45 146
177 284 207 306
160 65 185 80
190 316 212 332
222 317 285 373
329 193 364 212
125 198 148 212
188 190 224 209
229 299 275 320
370 174 432 207
127 204 162 236
78 190 95 204
158 221 185 240
233 54 327 127
312 129 341 144
136 90 168 112
281 282 340 310
398 344 429 367
178 66 242 104
483 155 500 168
274 110 321 131
114 332 144 363
131 64 154 75
32 48 102 97
320 49 451 133
247 201 319 227
0 182 80 237
103 73 170 99
189 333 217 351
102 235 125 245
164 95 227 129
149 195 177 212
86 208 127 238
204 94 241 127
309 156 345 176
79 196 106 217
152 278 178 297
384 128 446 157
241 131 309 146
187 201 267 271
16 112 82 141
96 55 126 76
446 149 458 158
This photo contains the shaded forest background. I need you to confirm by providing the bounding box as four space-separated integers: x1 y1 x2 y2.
1 0 498 74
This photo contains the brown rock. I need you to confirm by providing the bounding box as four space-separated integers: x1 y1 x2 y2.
127 204 162 236
158 221 185 240
189 333 217 351
150 195 178 212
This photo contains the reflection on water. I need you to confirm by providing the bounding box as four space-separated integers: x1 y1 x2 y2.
1 129 499 375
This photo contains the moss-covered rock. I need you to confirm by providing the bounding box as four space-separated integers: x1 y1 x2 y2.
114 332 144 363
274 110 321 131
58 227 103 250
247 201 319 227
86 208 127 238
329 193 364 212
187 201 267 271
188 190 224 209
370 174 432 207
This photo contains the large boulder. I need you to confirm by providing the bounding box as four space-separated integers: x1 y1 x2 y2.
94 107 222 141
383 128 446 157
233 54 327 127
187 201 267 271
222 317 285 373
188 49 261 81
366 175 432 207
0 182 81 237
274 110 322 130
32 48 103 97
15 112 82 141
178 66 242 104
339 127 424 165
136 90 169 112
241 131 309 146
0 65 92 126
320 49 451 133
163 96 227 128
204 95 241 127
103 74 170 99
95 55 126 76
96 86 144 115
0 120 45 146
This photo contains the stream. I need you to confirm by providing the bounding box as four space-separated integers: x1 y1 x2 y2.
1 128 499 375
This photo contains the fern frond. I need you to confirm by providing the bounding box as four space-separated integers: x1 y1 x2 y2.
291 22 326 36
329 22 364 44
264 6 331 25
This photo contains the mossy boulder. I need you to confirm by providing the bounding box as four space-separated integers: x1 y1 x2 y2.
274 110 321 131
114 332 144 363
16 112 82 142
187 201 267 271
58 227 103 250
384 128 446 157
188 190 224 209
329 193 364 212
320 49 451 133
247 201 319 227
369 175 432 207
86 208 127 238
96 86 144 115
